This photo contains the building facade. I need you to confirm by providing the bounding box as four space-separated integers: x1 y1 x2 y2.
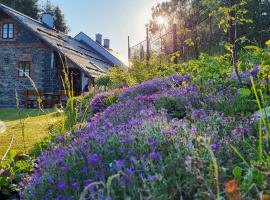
0 4 126 107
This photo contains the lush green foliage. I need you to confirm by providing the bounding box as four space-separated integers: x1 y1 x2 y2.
149 0 270 59
20 70 270 199
0 0 39 19
0 0 267 195
154 96 186 118
0 109 61 199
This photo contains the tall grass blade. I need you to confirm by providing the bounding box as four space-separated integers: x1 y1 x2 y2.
259 120 263 163
231 145 249 167
251 76 270 141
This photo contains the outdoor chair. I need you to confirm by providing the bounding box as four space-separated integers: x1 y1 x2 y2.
56 90 69 108
24 89 44 108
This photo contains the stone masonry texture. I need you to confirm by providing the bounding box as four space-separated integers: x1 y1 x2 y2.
0 12 62 107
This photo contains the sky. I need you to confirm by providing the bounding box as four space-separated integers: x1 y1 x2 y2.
40 0 164 63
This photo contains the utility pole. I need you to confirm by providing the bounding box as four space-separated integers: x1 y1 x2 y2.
128 36 131 67
172 24 178 63
146 26 150 65
172 24 177 53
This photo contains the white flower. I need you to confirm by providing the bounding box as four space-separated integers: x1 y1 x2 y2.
0 121 6 134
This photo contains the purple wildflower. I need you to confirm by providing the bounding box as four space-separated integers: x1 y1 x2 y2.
211 142 221 151
124 168 134 176
87 154 100 166
114 160 125 169
57 181 67 190
147 175 157 182
147 138 157 148
150 151 161 160
250 64 259 76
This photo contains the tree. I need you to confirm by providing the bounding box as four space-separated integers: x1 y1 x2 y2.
53 6 70 34
210 0 252 84
238 0 270 47
42 1 70 33
149 0 224 59
149 0 270 61
0 0 39 19
0 0 70 34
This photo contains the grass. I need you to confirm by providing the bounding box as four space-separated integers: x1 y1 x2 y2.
0 108 60 159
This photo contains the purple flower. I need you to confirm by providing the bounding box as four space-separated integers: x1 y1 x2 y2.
191 126 197 132
250 64 259 76
87 153 100 166
57 181 67 190
191 109 208 121
129 156 137 164
83 179 93 186
114 160 125 169
150 151 161 160
147 175 157 182
21 74 253 199
167 74 191 85
72 180 79 188
82 166 88 174
124 168 134 176
211 142 221 150
147 138 157 148
161 129 177 136
90 90 118 113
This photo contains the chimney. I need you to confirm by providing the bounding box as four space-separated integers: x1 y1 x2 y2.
104 38 110 49
96 33 102 45
41 12 54 28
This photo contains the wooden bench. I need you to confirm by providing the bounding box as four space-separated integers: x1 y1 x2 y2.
24 89 44 108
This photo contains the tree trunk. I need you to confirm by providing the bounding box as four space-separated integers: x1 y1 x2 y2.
209 16 212 55
229 0 242 84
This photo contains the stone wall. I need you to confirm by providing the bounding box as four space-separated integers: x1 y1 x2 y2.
0 12 61 107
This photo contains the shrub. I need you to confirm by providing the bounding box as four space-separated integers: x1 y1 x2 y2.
90 89 121 114
154 96 186 119
128 57 180 83
20 75 257 199
95 75 112 89
107 68 135 88
208 88 258 116
118 74 192 102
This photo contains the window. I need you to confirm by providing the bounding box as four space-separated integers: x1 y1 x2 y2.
2 23 14 39
18 62 30 77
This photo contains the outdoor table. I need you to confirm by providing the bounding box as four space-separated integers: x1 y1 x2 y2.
43 92 61 108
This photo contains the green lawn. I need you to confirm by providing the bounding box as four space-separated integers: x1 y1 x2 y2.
0 109 61 159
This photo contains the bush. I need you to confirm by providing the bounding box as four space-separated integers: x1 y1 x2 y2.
95 75 112 89
208 88 259 116
154 96 186 119
20 75 259 199
107 68 135 88
90 89 121 114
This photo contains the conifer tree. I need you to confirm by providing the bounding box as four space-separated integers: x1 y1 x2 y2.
0 0 39 19
53 6 69 34
42 0 70 33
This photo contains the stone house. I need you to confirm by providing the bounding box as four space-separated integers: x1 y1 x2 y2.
0 3 126 107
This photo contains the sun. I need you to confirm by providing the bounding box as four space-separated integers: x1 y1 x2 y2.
156 15 168 27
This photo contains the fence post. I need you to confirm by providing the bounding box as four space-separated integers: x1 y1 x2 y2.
172 24 178 63
173 24 177 52
128 36 131 67
146 26 150 65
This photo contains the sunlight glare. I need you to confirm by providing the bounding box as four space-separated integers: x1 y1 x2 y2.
156 15 168 27
0 120 6 134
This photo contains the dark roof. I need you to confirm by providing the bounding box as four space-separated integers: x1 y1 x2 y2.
0 3 118 77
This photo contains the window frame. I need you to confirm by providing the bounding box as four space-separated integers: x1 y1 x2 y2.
18 61 31 78
2 23 14 39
